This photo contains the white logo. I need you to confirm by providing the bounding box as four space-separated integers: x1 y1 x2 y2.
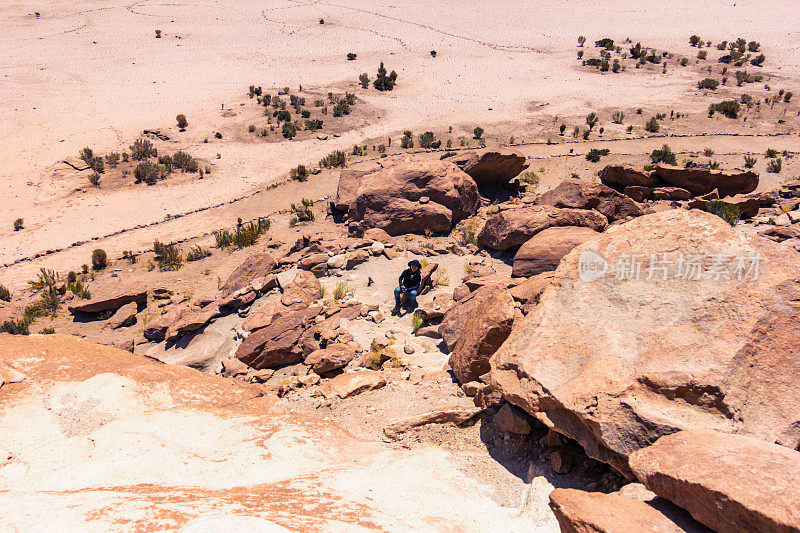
578 250 608 282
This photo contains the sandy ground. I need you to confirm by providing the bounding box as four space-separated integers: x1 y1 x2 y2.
2 0 799 285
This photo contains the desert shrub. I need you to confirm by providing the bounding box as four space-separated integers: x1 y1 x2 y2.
275 109 292 122
176 114 188 129
352 145 363 156
130 138 157 160
520 171 539 187
644 117 660 132
12 218 22 231
595 38 614 50
735 70 762 85
717 41 727 50
290 199 314 225
585 112 598 130
300 109 311 119
347 52 357 60
650 144 677 165
473 126 484 139
418 131 436 149
706 200 740 225
411 310 424 333
611 111 624 124
629 42 645 59
320 150 346 168
214 229 232 248
784 91 793 103
289 164 308 181
186 245 210 262
689 35 701 47
766 158 782 173
104 152 120 167
134 161 161 184
434 267 449 287
612 59 621 72
747 41 760 52
68 277 90 299
1 319 29 335
91 248 107 270
0 284 10 302
704 148 715 157
585 148 610 162
744 155 757 168
28 268 58 291
697 50 707 60
88 171 100 187
248 124 255 133
305 119 323 131
226 218 271 249
282 122 298 139
457 218 480 246
345 92 357 105
401 132 414 149
154 29 162 38
153 240 182 271
577 36 586 46
214 132 222 139
750 54 765 67
122 250 137 264
332 281 353 301
172 151 197 172
765 148 778 158
358 73 370 89
698 78 719 90
709 100 741 118
332 101 351 117
709 161 721 170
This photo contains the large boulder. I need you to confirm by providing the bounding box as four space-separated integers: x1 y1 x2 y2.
491 209 800 478
332 169 372 211
451 151 529 186
347 157 480 235
235 306 322 369
219 253 278 297
630 430 800 533
0 334 535 531
449 288 515 384
652 164 758 198
537 180 644 222
67 282 147 314
280 270 322 308
477 205 608 251
439 283 505 350
512 226 599 277
599 165 658 189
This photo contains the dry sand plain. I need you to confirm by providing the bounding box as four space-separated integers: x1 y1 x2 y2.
1 0 799 285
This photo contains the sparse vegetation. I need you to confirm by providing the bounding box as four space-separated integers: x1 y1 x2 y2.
520 171 539 188
332 281 353 301
611 111 624 124
706 200 740 226
744 155 757 168
91 249 107 270
585 148 610 162
0 285 10 302
289 199 315 226
373 62 396 91
650 144 677 165
704 148 715 157
709 100 740 118
134 160 162 184
359 73 370 89
289 164 308 182
411 310 424 333
765 148 779 158
130 138 157 160
473 126 484 139
456 218 480 246
176 114 188 129
766 158 782 173
282 122 298 139
186 245 211 262
698 78 719 90
153 240 183 271
214 217 270 249
319 150 346 168
347 53 357 61
644 116 660 133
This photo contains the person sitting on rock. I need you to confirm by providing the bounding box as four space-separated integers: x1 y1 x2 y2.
393 260 422 313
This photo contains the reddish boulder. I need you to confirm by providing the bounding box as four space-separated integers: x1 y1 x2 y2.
451 151 529 186
305 344 358 374
165 303 221 342
652 164 758 198
108 302 138 329
494 404 531 434
537 180 644 222
236 306 322 369
599 165 658 188
142 305 186 341
652 187 692 200
491 209 800 478
219 253 278 297
317 370 386 399
363 228 396 246
347 158 479 235
478 205 607 251
449 288 514 384
508 271 555 304
383 406 481 439
624 186 653 202
630 430 800 533
68 282 147 314
512 226 599 277
759 224 800 242
333 169 372 211
280 270 322 308
439 283 504 350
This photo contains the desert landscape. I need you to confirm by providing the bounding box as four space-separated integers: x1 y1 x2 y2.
2 0 800 531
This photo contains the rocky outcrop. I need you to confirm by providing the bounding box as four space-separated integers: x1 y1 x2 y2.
512 226 599 277
347 157 480 235
333 169 371 211
449 288 514 384
305 344 358 374
601 164 759 198
439 284 505 350
316 370 386 399
67 282 147 313
599 165 658 188
219 253 278 297
107 302 138 329
478 205 608 251
235 306 322 369
451 151 529 186
630 430 800 533
280 270 322 309
536 180 644 222
383 407 482 440
491 209 800 478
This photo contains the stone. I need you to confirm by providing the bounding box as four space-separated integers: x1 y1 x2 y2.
280 270 322 308
108 302 138 329
652 187 692 200
449 288 514 384
317 370 387 399
142 305 186 342
599 165 658 188
416 293 454 321
370 242 385 255
218 288 256 309
630 430 800 533
549 450 574 474
549 489 705 533
451 150 529 187
403 344 415 354
305 344 358 374
537 180 644 222
383 407 482 439
345 249 370 269
494 404 531 434
624 186 653 202
332 169 372 211
347 157 480 235
415 325 442 339
462 381 480 396
508 271 555 304
326 254 347 270
772 213 792 226
652 164 759 198
512 226 599 277
439 283 504 351
68 282 147 314
219 253 278 297
242 302 277 332
491 209 800 478
363 227 397 245
477 205 608 251
235 306 322 369
165 303 221 342
759 224 800 242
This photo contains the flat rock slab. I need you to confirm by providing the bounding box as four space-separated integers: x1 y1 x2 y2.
108 302 138 329
68 282 147 313
630 430 800 533
383 407 481 440
317 370 386 399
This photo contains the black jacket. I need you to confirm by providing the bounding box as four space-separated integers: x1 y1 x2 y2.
398 268 421 291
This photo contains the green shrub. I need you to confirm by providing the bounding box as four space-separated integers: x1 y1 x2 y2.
401 132 414 148
520 171 539 187
134 161 161 184
419 131 436 148
765 148 778 158
359 73 370 88
577 36 586 46
697 50 707 60
644 117 660 132
153 240 182 271
373 61 396 91
290 199 314 225
0 284 10 302
704 148 714 157
698 78 719 90
411 310 424 332
766 158 782 173
28 268 58 291
130 138 157 160
612 111 624 124
706 200 740 225
215 217 270 249
13 218 23 231
173 151 197 171
595 38 614 50
473 126 484 139
585 148 610 162
91 249 107 270
750 54 765 67
744 155 757 168
650 144 677 165
305 119 323 131
332 101 350 117
1 320 29 335
289 164 308 181
176 114 188 129
319 150 346 168
88 172 100 187
689 35 701 47
186 245 210 262
784 91 793 103
332 281 353 301
282 122 298 138
709 100 741 118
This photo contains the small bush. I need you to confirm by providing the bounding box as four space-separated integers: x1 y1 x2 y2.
1 320 29 335
305 119 323 131
176 114 188 129
214 132 222 139
595 38 614 50
418 131 436 149
130 138 157 160
373 62 396 91
784 91 793 103
289 164 308 181
457 218 480 246
282 122 298 139
155 29 162 38
765 148 779 158
319 150 346 168
585 148 610 162
411 311 423 333
332 281 353 301
290 199 314 225
13 218 23 231
698 78 719 90
358 73 370 89
346 52 357 60
704 148 714 157
697 50 707 60
520 171 539 187
766 158 782 173
744 155 757 168
91 249 107 270
710 100 741 118
750 54 765 67
186 245 210 262
0 284 10 301
611 111 624 124
134 161 161 184
706 200 740 226
644 117 660 133
650 144 677 165
689 35 701 47
153 240 182 271
473 126 484 139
